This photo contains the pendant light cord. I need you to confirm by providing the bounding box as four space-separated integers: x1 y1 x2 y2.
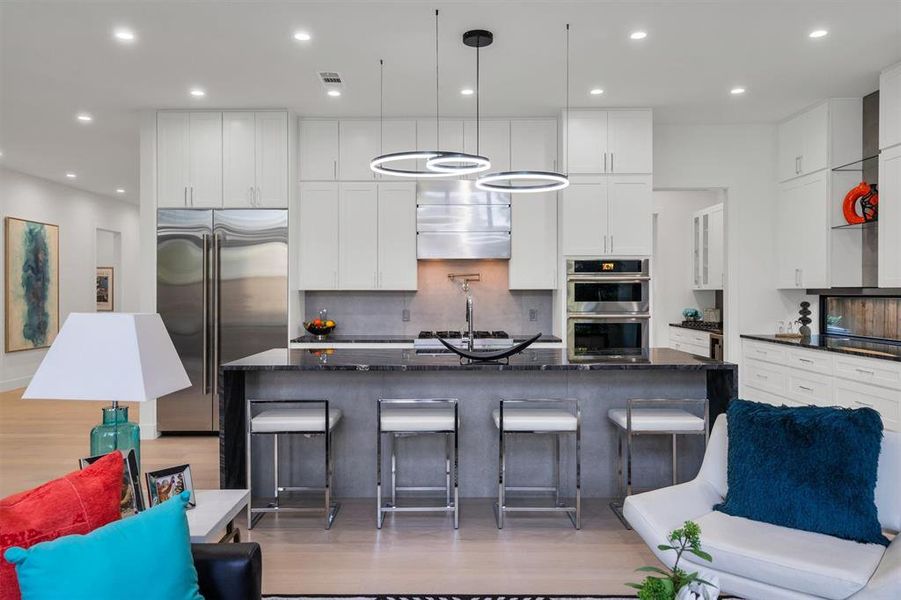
565 23 570 176
476 41 481 155
435 9 440 149
379 59 384 154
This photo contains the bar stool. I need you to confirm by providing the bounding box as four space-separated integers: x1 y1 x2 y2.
493 399 581 530
608 398 708 527
246 399 341 530
377 398 459 529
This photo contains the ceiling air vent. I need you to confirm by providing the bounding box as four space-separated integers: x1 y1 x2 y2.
318 71 344 95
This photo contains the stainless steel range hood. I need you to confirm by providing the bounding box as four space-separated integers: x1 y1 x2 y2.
417 180 511 259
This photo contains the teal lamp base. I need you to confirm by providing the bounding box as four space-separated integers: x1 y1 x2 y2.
90 404 141 470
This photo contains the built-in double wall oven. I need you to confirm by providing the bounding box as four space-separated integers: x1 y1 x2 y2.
566 258 650 359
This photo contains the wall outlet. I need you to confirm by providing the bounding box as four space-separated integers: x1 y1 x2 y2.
402 309 411 322
529 309 538 322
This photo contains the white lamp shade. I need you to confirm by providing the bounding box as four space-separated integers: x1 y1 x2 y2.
23 313 191 402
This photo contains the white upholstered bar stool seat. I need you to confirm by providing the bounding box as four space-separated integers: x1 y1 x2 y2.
251 408 343 433
380 407 456 432
492 408 578 432
607 408 704 433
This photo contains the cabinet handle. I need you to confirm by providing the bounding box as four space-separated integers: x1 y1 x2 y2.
610 235 614 253
756 373 768 380
249 186 255 206
855 367 875 375
184 186 188 206
190 186 194 207
798 358 813 364
604 152 607 173
333 160 337 180
256 186 262 207
610 152 614 173
798 385 814 391
853 400 874 408
799 155 803 174
603 234 607 254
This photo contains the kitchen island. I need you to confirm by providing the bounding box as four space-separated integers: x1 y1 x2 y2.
220 348 737 498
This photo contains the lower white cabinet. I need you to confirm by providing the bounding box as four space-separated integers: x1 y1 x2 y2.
561 175 652 256
298 182 340 289
776 171 829 289
878 144 901 287
509 192 557 289
668 326 711 357
299 182 417 290
741 339 900 431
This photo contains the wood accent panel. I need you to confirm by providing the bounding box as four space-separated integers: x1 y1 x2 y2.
825 297 901 341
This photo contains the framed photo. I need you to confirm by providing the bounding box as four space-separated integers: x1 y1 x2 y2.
96 266 114 311
146 464 195 508
79 449 145 517
4 217 60 352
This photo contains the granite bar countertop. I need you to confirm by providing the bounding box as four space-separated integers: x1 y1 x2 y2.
741 334 901 362
290 334 563 344
669 323 723 335
222 347 735 372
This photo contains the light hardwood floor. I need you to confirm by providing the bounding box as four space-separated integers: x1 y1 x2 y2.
0 388 657 595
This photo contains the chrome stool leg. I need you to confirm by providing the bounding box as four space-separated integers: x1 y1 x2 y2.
273 433 279 507
376 401 384 529
390 433 397 508
672 434 678 486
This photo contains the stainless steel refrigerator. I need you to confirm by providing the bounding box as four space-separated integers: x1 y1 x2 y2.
157 209 288 432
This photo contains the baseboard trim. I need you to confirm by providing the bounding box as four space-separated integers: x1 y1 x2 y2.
0 378 30 393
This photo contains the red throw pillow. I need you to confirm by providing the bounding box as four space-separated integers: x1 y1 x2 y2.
0 452 123 600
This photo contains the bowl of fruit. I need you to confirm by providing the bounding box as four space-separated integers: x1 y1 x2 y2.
304 311 336 340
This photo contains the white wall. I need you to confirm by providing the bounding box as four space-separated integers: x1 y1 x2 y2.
653 124 814 368
652 189 721 346
0 167 140 391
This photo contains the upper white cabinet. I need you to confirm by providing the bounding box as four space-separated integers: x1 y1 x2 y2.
564 109 652 174
878 144 901 287
692 203 724 290
299 120 339 180
510 119 557 172
339 121 380 181
377 182 418 290
464 120 510 174
338 183 380 288
880 61 901 150
380 120 417 156
776 99 861 182
223 111 288 208
416 119 464 171
776 171 829 289
298 182 340 290
157 111 222 208
510 192 557 289
561 175 652 256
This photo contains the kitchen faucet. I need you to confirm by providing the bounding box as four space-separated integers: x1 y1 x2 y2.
448 273 481 351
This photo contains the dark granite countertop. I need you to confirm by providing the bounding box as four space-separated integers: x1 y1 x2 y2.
223 347 735 372
290 334 563 344
669 323 723 335
741 334 901 362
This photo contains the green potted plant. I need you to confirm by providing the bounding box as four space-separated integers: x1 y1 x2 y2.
628 520 718 600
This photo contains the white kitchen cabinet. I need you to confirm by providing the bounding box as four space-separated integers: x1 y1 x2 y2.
339 120 380 181
464 120 510 173
566 111 607 173
878 144 901 287
223 111 288 208
157 112 190 208
692 203 725 290
299 120 339 180
377 182 417 290
510 119 557 172
607 175 652 255
776 171 829 289
298 182 339 290
561 176 607 255
338 183 379 289
416 119 464 171
879 61 901 151
510 192 557 289
379 120 417 157
607 110 653 174
668 326 711 357
776 99 861 182
157 111 222 208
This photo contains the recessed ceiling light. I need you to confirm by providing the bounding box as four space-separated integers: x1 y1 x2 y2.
190 88 206 97
327 89 341 97
809 29 828 39
730 87 746 95
116 188 125 194
630 31 648 40
66 172 77 178
460 88 474 96
113 28 136 42
293 31 311 41
589 88 604 95
76 113 93 122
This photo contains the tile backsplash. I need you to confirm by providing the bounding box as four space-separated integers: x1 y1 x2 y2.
303 260 554 336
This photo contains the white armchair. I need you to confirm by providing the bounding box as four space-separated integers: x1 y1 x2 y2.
624 415 900 600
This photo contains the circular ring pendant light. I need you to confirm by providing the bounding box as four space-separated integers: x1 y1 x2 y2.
370 10 487 178
475 24 570 193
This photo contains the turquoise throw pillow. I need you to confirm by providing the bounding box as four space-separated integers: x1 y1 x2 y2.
714 399 889 546
4 491 203 600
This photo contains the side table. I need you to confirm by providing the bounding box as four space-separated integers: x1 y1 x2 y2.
186 489 251 543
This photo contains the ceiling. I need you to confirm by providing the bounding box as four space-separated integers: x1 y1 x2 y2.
1 0 899 202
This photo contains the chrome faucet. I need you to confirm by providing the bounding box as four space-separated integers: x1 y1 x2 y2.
448 273 481 351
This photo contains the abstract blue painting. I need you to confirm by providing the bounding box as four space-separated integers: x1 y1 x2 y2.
5 217 59 352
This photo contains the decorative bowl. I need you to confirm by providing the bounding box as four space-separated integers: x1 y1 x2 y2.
304 320 336 340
